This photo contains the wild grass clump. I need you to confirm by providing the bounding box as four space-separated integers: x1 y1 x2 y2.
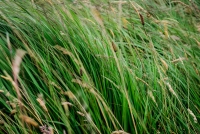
0 0 200 133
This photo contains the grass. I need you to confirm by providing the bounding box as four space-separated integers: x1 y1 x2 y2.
0 0 200 133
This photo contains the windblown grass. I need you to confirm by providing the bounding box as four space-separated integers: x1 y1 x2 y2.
0 0 200 133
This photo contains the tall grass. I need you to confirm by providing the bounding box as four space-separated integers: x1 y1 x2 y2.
0 0 200 133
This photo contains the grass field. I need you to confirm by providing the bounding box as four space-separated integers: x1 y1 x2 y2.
0 0 200 133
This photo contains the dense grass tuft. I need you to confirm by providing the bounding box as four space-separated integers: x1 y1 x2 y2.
0 0 200 133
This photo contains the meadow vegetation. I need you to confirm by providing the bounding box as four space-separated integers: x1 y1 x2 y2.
0 0 200 133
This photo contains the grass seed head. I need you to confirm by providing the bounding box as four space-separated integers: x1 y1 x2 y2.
64 91 75 100
10 109 17 115
171 57 186 63
12 49 26 81
148 90 158 106
19 115 38 127
61 98 73 116
139 13 144 26
36 95 48 112
112 130 130 134
0 119 4 125
160 58 168 72
187 109 198 123
91 7 104 27
77 111 85 117
166 82 178 98
112 42 118 52
122 17 129 29
163 22 169 38
72 79 90 89
54 45 72 56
